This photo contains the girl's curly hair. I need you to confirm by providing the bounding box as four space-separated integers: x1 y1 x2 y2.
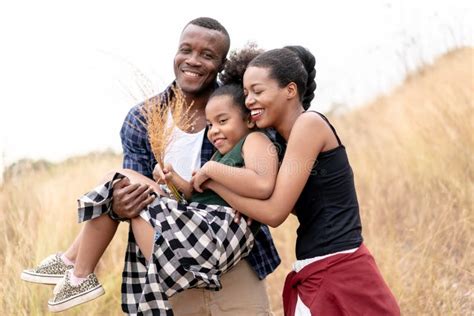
219 43 263 85
209 43 263 117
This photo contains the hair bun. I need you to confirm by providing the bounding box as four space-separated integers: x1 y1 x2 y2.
284 46 317 109
219 43 263 85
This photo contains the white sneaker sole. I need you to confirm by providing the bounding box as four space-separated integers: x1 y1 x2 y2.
20 270 63 285
48 285 105 312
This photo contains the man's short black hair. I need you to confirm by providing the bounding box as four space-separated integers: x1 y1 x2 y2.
187 17 229 39
185 17 230 58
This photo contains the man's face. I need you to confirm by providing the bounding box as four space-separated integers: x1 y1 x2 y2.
174 24 228 97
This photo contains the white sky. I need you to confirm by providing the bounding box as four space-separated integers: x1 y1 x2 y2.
0 0 472 176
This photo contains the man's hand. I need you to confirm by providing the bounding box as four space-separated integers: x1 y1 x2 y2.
112 177 155 219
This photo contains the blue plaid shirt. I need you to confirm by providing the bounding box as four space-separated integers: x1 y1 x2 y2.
119 83 280 279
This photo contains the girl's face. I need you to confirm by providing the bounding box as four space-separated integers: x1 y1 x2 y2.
243 66 289 129
205 95 253 155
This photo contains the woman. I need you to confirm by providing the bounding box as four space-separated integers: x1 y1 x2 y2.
197 46 401 315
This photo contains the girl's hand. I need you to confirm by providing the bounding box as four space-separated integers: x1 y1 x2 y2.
152 163 164 183
191 168 210 193
153 163 174 184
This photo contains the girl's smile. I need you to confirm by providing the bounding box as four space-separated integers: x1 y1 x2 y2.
205 95 254 155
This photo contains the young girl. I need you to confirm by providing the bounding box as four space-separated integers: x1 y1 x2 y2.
21 81 279 314
201 46 401 315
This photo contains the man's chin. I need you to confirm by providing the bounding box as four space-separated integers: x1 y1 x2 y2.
177 82 203 94
182 86 215 99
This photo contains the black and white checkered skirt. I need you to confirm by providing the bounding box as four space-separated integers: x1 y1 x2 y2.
77 172 255 315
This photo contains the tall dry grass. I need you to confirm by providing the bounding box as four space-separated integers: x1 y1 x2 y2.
336 47 473 315
0 48 472 315
0 153 126 315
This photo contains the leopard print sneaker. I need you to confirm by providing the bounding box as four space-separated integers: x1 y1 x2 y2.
21 253 73 285
48 269 104 312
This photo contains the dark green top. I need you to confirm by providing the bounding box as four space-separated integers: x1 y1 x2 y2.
191 136 246 206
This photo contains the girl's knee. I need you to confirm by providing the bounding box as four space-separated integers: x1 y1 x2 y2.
131 217 154 259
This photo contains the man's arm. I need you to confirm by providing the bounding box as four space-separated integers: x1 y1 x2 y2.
112 105 156 219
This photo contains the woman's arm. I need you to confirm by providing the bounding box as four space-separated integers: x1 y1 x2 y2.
206 114 331 227
197 132 279 199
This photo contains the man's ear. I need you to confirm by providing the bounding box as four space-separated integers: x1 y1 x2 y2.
286 82 298 99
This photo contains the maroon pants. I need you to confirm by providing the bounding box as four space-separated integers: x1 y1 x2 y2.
283 244 400 316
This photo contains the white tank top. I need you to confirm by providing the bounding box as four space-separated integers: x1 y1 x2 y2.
163 112 206 181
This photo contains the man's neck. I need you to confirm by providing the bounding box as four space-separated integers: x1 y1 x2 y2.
180 91 209 133
184 90 212 112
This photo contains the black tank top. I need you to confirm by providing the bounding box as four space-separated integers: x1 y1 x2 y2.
294 112 363 260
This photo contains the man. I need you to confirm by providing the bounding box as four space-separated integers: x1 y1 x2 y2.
112 17 280 315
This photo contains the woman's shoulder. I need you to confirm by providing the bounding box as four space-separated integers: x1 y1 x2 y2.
241 131 277 156
293 111 330 133
243 131 274 147
247 130 273 141
292 111 341 151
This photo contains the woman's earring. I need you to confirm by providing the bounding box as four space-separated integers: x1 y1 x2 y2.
247 119 256 128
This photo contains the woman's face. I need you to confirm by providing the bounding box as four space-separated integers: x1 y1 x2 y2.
243 66 288 129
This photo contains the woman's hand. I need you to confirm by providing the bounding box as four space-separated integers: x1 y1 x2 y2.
233 210 254 225
204 179 252 225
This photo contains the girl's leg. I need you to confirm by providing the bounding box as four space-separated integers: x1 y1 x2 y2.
120 169 158 260
73 215 119 277
118 168 165 260
62 228 84 263
63 168 160 265
47 217 116 312
66 168 159 277
131 217 155 260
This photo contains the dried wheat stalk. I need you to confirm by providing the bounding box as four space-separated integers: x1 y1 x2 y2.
139 86 196 202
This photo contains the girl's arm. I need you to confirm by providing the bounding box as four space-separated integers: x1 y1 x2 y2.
205 114 332 227
196 132 278 199
153 164 193 200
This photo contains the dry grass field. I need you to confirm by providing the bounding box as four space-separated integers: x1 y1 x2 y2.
1 48 472 315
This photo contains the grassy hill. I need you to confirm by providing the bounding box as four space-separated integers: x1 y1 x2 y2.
1 48 472 315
